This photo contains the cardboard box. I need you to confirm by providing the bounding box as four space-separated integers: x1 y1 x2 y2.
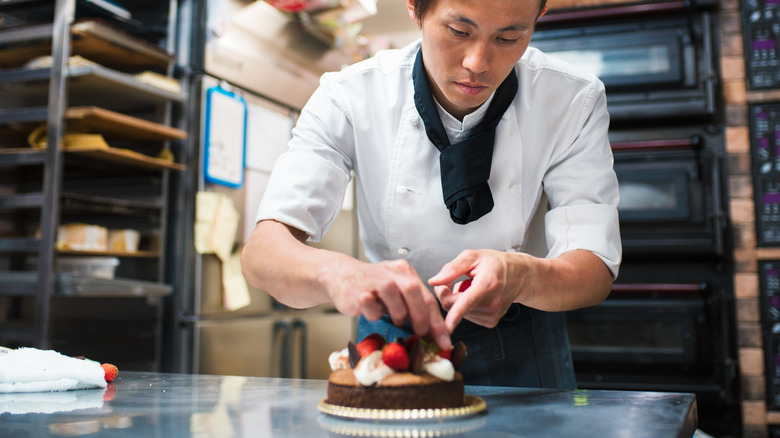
56 224 107 251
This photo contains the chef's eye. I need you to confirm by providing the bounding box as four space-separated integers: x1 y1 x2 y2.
496 36 520 44
448 26 469 38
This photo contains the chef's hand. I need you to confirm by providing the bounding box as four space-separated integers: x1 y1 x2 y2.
428 249 528 332
319 259 451 351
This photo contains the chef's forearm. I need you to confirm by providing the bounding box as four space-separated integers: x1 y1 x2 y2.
513 249 612 312
241 219 355 309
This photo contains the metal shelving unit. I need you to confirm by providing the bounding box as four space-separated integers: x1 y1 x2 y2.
0 0 188 371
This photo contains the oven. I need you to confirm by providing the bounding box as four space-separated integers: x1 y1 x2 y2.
568 285 707 369
566 260 739 431
568 279 718 378
536 2 741 436
610 126 727 258
533 2 718 124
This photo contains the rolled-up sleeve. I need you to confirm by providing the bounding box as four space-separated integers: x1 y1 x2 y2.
545 204 621 278
255 78 355 242
542 80 622 278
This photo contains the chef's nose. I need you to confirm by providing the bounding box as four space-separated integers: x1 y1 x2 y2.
462 41 490 75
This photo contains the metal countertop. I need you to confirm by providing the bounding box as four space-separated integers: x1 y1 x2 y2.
0 371 697 437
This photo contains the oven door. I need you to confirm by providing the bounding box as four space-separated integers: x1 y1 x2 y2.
566 281 735 399
612 134 725 257
566 284 707 369
532 12 716 122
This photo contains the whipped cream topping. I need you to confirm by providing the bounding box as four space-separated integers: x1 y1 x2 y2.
328 348 349 371
422 353 455 381
328 346 457 384
353 351 394 386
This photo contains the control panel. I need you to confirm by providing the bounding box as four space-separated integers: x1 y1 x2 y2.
759 261 780 410
741 0 780 89
751 103 780 245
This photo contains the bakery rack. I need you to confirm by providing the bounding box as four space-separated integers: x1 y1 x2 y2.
0 0 188 371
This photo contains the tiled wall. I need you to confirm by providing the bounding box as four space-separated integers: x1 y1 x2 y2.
720 0 780 435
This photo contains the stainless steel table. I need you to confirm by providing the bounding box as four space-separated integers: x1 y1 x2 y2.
0 371 697 437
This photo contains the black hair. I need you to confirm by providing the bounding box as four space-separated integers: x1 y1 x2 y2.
411 0 548 21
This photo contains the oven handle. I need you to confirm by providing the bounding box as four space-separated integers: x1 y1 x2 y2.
273 319 291 378
710 152 725 256
292 318 307 379
611 283 707 294
611 136 703 152
538 1 687 24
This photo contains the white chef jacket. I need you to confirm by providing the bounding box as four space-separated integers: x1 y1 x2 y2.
256 40 622 284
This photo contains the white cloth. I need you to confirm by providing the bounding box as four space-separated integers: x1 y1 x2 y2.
257 40 622 283
0 348 107 393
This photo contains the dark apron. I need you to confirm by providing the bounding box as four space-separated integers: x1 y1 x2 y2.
357 303 577 389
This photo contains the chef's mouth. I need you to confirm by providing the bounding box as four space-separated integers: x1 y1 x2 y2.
455 82 487 96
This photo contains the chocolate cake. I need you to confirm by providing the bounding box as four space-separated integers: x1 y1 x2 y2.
324 333 468 410
327 368 465 409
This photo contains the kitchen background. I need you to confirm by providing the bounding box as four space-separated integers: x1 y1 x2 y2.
0 0 777 436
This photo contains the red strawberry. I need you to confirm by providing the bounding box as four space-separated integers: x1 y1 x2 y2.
404 334 420 352
438 347 452 360
364 333 385 346
382 342 410 371
458 279 473 292
356 333 385 358
102 363 118 382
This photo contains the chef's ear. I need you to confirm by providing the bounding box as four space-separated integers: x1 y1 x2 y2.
406 0 420 26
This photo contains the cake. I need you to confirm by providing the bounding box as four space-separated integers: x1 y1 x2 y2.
325 333 468 410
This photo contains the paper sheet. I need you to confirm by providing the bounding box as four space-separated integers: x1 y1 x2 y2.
196 191 240 260
222 251 251 311
208 195 240 262
195 192 219 254
195 191 250 311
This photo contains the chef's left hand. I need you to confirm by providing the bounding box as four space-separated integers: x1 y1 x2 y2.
428 249 529 332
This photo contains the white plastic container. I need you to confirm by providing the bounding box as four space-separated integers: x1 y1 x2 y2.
55 257 120 279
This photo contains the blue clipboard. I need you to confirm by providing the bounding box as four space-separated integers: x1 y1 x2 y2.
204 86 247 188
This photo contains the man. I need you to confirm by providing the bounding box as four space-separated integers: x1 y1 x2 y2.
242 0 621 388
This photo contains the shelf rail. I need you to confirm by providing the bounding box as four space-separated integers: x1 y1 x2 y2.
34 0 75 349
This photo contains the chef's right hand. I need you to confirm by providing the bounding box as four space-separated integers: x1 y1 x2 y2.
318 259 451 351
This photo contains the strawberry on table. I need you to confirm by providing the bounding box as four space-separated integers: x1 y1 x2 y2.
102 363 118 382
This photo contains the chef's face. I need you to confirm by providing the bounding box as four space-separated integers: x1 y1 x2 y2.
407 0 546 120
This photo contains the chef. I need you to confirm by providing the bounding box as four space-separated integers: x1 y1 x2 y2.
242 0 621 388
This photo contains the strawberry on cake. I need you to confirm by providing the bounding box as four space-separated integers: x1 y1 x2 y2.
325 333 468 410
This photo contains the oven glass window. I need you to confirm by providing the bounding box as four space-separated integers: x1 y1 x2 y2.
615 169 690 221
619 180 679 211
531 31 684 88
548 45 672 79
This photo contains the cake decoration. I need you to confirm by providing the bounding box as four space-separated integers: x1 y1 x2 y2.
381 341 410 371
324 333 471 411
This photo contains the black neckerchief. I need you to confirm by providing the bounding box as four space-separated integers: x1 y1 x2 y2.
412 48 519 225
